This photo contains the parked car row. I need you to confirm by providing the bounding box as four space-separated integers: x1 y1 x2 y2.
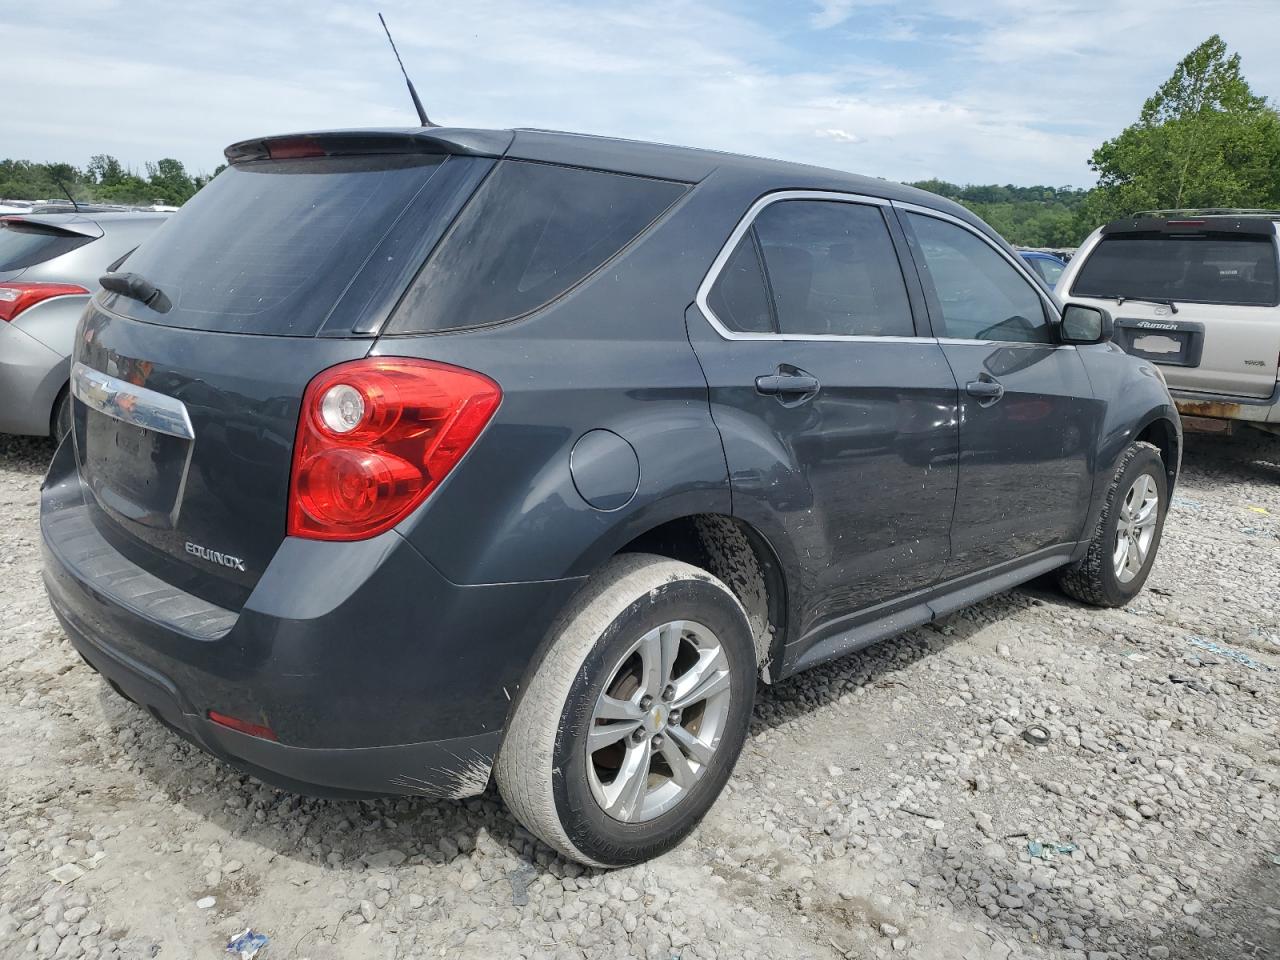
35 124 1181 867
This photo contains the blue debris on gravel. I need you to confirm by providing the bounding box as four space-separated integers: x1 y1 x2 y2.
226 929 269 959
1186 636 1274 672
1028 841 1077 860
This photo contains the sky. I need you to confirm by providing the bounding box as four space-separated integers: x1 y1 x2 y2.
6 0 1280 187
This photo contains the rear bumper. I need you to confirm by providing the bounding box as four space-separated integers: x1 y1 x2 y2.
41 439 585 798
1171 380 1280 425
0 320 66 436
55 605 501 799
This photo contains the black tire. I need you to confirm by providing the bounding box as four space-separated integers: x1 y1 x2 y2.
1058 441 1167 607
52 387 72 442
495 553 756 867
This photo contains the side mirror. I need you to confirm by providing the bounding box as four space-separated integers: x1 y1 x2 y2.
1059 303 1113 345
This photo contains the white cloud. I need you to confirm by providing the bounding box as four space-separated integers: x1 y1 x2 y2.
809 0 867 29
5 0 1280 187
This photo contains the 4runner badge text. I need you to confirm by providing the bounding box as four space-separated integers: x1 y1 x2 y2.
1134 321 1179 331
185 541 247 572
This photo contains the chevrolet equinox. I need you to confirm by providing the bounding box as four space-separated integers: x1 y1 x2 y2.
41 127 1181 867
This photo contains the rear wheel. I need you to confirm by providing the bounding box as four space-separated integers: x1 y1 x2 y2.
52 387 72 442
1058 441 1167 607
495 554 756 867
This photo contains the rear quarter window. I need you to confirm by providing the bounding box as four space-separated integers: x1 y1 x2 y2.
386 161 688 334
0 221 94 271
1073 233 1280 307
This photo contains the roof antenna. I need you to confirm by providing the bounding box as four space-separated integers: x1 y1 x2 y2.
378 12 435 127
55 179 81 213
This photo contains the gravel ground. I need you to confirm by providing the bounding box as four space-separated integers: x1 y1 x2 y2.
1 431 1277 960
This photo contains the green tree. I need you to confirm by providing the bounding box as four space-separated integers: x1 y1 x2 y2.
909 179 1091 247
145 158 197 204
1084 35 1280 224
1 155 219 206
86 154 126 187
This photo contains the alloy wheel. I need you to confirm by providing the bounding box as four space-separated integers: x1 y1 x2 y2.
586 620 732 823
1113 472 1159 583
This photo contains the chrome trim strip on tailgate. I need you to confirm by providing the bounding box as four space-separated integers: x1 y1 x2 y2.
71 361 195 440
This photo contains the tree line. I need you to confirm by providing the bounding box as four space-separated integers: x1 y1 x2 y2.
0 155 223 207
3 37 1276 248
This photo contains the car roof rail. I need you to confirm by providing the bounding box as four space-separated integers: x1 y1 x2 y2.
1130 208 1280 219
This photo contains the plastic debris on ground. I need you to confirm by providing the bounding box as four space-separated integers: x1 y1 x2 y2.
1171 496 1202 510
509 864 537 907
1020 724 1052 746
49 863 85 885
1186 635 1274 672
1028 841 1077 860
226 929 269 959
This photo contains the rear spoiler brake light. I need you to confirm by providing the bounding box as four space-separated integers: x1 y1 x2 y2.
224 129 514 165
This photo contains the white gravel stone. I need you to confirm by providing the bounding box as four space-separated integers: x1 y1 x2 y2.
0 430 1275 960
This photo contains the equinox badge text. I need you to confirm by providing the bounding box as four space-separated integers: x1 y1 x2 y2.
185 541 246 572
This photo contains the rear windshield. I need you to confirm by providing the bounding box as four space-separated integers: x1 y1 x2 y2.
386 160 687 334
105 154 449 335
1073 233 1279 307
0 220 94 271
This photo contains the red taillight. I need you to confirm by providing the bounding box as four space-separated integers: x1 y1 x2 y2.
207 710 278 741
288 358 502 541
0 282 90 322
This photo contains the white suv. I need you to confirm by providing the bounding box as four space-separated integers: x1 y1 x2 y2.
1057 212 1280 437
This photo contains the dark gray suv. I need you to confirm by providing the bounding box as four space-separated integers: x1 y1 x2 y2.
40 127 1180 867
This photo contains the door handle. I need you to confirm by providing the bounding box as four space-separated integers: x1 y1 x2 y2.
965 377 1005 405
755 373 821 397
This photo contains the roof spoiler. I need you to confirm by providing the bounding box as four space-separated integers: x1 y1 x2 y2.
1102 215 1279 238
224 128 513 164
0 215 104 239
1131 208 1280 219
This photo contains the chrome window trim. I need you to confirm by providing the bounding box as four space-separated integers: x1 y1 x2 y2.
71 361 195 441
935 337 1075 351
891 200 1062 320
694 189 937 343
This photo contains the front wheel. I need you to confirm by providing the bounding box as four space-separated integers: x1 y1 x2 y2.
495 554 756 867
1058 440 1168 607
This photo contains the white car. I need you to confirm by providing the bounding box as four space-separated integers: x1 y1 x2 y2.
1057 211 1280 437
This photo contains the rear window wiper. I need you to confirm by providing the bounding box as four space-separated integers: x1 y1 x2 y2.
1101 294 1179 314
99 271 171 312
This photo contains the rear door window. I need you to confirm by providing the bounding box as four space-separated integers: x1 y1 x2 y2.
0 220 95 271
1072 233 1279 307
103 154 452 336
754 200 914 337
387 161 687 334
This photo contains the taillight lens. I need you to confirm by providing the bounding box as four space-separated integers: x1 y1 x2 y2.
0 282 90 322
288 358 501 541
